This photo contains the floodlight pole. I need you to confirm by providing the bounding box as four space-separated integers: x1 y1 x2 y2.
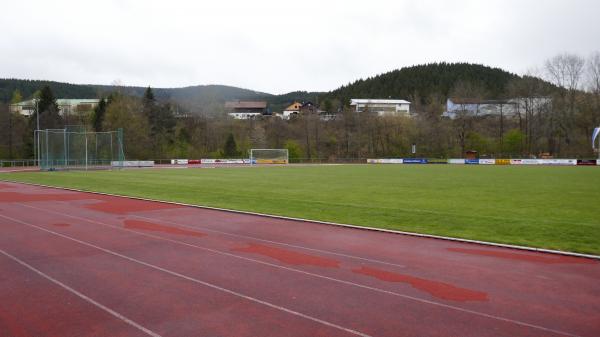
35 98 40 167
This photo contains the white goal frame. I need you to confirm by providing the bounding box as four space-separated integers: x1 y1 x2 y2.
249 149 289 165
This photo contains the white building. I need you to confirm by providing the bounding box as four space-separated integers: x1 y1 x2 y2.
225 100 268 119
10 98 101 117
350 99 411 116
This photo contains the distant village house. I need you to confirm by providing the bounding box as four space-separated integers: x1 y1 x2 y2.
225 100 269 119
349 99 411 116
281 101 317 119
10 98 101 117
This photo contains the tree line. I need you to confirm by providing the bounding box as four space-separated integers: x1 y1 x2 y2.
1 54 599 161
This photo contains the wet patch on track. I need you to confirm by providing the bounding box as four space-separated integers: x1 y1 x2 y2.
0 307 32 337
124 219 206 238
447 247 597 264
233 243 340 268
85 197 184 215
353 266 488 302
0 192 89 203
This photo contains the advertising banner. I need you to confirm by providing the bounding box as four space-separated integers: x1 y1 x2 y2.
448 159 465 164
402 158 428 164
367 159 403 164
201 159 248 164
495 159 511 165
479 159 496 165
171 159 188 165
576 159 597 166
538 159 577 166
465 159 479 165
112 161 154 167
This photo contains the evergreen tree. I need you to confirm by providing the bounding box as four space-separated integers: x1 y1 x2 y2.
7 90 22 159
92 98 107 132
34 85 62 130
223 133 238 157
37 85 59 116
142 86 157 131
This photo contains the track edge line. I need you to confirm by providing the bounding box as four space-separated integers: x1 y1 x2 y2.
3 179 599 261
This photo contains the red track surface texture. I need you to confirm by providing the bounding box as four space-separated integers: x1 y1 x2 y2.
0 182 599 337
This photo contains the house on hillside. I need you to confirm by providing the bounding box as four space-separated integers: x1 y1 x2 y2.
349 99 411 116
282 101 302 120
225 100 269 119
279 101 332 120
442 97 552 119
10 98 101 117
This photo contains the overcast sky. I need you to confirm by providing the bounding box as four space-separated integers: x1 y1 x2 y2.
2 0 599 94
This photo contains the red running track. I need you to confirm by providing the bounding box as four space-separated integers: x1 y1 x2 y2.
0 181 599 337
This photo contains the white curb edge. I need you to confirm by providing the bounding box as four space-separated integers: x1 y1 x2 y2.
3 179 599 261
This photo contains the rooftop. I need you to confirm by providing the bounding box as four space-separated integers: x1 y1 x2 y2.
350 99 411 105
12 98 101 106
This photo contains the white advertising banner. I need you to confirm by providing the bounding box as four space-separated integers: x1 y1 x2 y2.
511 159 543 165
171 159 189 165
538 159 577 166
367 159 403 164
448 159 465 164
201 159 248 164
111 161 154 167
479 159 496 165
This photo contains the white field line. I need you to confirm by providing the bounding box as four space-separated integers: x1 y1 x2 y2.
2 179 599 261
13 204 584 337
0 213 372 337
0 248 162 337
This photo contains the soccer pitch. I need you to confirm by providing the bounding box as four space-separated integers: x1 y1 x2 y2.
5 165 600 255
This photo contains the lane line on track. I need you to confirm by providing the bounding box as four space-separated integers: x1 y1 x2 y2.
14 203 583 337
4 179 599 260
131 214 407 269
0 213 372 337
0 248 162 337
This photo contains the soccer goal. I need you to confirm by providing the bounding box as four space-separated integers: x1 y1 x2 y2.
249 149 289 164
35 126 125 171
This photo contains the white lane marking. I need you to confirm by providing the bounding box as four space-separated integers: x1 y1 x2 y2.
0 248 162 337
131 214 407 269
14 203 584 337
0 213 372 337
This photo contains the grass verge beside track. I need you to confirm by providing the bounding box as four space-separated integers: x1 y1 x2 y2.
5 165 600 255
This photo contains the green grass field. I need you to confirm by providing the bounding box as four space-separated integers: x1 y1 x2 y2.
4 165 600 255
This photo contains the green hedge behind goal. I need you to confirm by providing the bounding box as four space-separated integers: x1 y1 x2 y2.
36 127 124 170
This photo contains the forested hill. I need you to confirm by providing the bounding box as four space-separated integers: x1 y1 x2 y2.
1 62 522 110
0 78 270 105
319 63 521 105
0 78 325 113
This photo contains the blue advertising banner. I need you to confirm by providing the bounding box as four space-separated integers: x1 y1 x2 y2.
403 158 428 164
465 159 479 164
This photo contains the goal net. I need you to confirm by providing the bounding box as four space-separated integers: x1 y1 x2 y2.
35 127 125 171
249 149 289 164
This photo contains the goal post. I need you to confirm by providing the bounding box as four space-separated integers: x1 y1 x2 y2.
249 149 289 165
36 127 124 171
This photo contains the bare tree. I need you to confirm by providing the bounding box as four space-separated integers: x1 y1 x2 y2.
545 53 585 91
588 51 600 94
544 53 585 151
